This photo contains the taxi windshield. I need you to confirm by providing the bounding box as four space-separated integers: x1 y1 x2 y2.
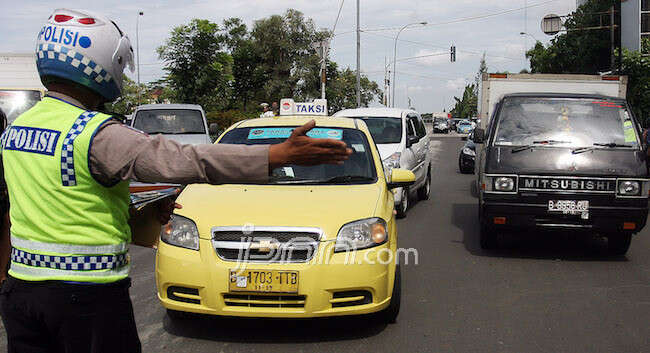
134 109 205 134
220 126 377 184
0 90 41 125
359 117 402 144
494 97 639 148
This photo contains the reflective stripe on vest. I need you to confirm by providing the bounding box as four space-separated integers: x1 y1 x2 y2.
10 234 129 279
11 234 128 255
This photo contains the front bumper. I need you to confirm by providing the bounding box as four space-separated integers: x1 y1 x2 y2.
481 194 648 234
156 239 395 318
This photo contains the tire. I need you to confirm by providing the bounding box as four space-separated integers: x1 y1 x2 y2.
417 168 431 200
479 215 498 249
396 188 409 219
607 233 632 256
459 156 470 174
377 265 401 324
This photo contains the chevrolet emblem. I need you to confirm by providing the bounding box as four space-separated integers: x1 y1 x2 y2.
252 240 279 253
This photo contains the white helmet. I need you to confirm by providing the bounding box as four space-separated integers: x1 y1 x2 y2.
36 9 135 102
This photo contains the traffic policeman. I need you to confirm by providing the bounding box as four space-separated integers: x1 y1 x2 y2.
0 8 351 353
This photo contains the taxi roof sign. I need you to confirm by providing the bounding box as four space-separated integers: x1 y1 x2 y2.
280 99 328 116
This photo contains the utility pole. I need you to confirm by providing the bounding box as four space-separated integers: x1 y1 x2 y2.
356 0 361 107
610 5 615 72
136 11 143 106
383 56 388 106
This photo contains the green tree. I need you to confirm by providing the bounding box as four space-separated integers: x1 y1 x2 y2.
325 62 382 113
450 84 478 119
250 9 328 101
157 19 233 111
618 44 650 124
105 76 147 115
526 0 616 73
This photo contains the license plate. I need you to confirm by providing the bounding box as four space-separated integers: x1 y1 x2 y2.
548 200 589 218
229 270 298 293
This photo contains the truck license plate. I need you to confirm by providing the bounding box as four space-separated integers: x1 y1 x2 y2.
229 270 298 293
548 200 589 219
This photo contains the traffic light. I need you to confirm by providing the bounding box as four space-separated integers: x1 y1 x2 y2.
450 45 456 63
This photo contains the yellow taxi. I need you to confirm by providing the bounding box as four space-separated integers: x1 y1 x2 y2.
155 101 415 323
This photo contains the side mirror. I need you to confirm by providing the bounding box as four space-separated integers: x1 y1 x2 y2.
473 128 485 144
387 168 416 189
209 123 219 135
406 135 419 148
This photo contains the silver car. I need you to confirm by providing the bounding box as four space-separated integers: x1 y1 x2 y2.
131 104 215 145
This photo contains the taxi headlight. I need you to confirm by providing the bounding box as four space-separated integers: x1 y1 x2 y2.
462 147 476 156
617 180 641 196
334 218 388 252
494 177 515 191
382 152 401 170
161 214 200 250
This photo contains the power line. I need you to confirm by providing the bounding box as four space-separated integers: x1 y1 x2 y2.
331 0 345 34
362 0 560 33
361 30 521 61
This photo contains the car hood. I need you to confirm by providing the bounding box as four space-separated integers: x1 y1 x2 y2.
152 133 210 145
486 146 648 176
176 183 383 241
376 144 401 161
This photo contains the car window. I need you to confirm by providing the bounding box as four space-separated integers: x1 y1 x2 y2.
134 109 205 134
219 126 377 184
406 117 416 137
414 115 426 138
494 97 639 147
0 90 41 125
359 117 402 144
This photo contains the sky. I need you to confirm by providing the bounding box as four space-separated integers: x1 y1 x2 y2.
0 0 578 113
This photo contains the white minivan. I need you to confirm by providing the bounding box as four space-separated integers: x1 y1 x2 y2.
333 107 431 218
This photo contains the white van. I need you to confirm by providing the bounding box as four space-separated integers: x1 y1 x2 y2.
333 107 431 218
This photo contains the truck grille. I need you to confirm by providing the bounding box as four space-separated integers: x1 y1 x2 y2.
212 227 322 263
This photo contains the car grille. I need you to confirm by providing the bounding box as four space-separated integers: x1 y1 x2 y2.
212 227 322 263
223 294 306 308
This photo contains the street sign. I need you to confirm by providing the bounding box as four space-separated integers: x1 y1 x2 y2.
541 14 562 35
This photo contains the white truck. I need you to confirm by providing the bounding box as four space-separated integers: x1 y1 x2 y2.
478 73 628 129
0 53 46 124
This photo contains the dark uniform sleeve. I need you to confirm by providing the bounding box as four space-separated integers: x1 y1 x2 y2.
88 120 270 186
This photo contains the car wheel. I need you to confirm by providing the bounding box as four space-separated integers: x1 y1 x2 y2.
377 265 401 324
396 188 409 219
459 156 470 174
479 215 498 249
417 168 431 200
607 233 632 256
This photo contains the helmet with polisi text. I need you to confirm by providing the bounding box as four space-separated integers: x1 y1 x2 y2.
36 9 135 102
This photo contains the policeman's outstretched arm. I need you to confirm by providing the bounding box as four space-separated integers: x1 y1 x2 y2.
269 120 353 168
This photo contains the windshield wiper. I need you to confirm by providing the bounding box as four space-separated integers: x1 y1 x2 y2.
572 142 633 154
314 175 375 184
511 140 571 153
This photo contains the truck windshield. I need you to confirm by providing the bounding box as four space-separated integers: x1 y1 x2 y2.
434 118 447 124
358 117 402 144
0 90 41 125
219 127 377 184
133 109 205 134
494 97 639 148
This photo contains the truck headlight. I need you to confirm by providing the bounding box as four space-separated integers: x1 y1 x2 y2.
334 218 388 252
494 177 515 192
617 180 641 196
382 152 401 170
161 214 200 250
462 147 476 156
